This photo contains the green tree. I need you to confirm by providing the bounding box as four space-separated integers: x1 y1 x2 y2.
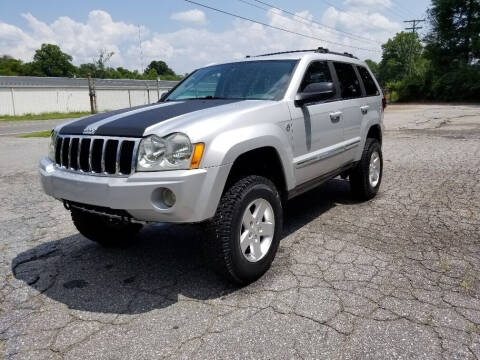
425 0 480 68
379 32 423 84
94 48 115 78
144 68 159 80
31 44 76 77
76 63 97 78
0 55 25 75
144 60 175 77
423 0 480 100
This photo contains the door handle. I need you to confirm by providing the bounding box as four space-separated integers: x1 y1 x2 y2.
329 111 342 122
360 105 369 115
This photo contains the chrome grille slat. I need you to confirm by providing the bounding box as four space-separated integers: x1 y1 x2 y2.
88 139 94 172
100 140 107 173
116 140 123 174
59 137 65 167
53 135 140 177
77 138 82 171
67 137 73 168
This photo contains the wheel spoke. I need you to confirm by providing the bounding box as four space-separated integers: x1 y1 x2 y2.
240 230 251 253
250 240 262 259
253 200 268 221
242 208 255 228
258 222 274 237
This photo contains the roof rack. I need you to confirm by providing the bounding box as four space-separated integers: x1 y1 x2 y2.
246 47 358 59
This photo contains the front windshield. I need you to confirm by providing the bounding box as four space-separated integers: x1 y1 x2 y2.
165 60 298 101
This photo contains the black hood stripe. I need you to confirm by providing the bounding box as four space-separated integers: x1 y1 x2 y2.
59 104 149 135
59 100 242 137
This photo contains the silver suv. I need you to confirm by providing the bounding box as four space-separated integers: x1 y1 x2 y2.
40 48 384 284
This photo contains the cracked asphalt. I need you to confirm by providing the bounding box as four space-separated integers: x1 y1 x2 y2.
0 104 479 359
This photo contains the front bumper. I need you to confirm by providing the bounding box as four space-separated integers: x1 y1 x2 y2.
39 157 230 223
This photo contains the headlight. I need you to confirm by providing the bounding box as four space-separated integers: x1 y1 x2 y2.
137 133 194 171
48 130 57 161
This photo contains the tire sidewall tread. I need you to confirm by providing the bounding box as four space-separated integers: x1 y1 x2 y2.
206 175 283 284
350 138 383 201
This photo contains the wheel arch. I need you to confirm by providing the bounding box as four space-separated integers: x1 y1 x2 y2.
223 146 290 203
366 124 382 145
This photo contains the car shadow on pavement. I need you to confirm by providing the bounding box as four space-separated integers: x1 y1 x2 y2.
12 179 358 315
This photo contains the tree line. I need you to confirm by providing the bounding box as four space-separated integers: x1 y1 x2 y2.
366 0 479 102
0 45 184 81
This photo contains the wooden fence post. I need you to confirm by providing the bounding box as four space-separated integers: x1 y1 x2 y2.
88 74 97 114
10 88 16 116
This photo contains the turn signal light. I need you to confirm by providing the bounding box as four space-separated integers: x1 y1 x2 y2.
190 143 205 169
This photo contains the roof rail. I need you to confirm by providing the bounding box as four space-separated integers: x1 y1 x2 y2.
246 47 358 59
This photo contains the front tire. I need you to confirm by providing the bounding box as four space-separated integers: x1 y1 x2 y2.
71 209 142 247
206 175 283 284
349 138 383 200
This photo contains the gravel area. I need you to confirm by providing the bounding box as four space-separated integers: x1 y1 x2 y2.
0 104 479 359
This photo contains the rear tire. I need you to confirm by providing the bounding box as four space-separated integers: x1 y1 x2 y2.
205 175 283 284
350 138 383 200
71 209 142 247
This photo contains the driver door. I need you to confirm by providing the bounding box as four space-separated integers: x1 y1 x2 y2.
289 61 345 185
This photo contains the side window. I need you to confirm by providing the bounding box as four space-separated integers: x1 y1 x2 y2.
333 62 362 99
358 66 380 96
299 61 333 93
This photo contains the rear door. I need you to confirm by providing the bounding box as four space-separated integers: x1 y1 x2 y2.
356 65 382 151
289 61 345 185
331 62 364 163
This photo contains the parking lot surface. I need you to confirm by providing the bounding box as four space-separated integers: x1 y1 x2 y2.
0 104 479 359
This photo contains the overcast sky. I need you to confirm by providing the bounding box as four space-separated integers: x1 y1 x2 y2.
0 0 431 74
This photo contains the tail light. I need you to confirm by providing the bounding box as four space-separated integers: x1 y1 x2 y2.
382 93 387 110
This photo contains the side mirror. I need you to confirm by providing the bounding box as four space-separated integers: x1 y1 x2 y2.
159 93 167 102
295 82 335 107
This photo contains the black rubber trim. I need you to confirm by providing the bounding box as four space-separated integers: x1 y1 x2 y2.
287 162 356 200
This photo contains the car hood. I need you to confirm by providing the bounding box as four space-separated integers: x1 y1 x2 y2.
58 99 261 137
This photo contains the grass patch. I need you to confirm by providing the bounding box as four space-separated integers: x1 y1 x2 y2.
20 130 52 138
386 90 400 103
0 111 91 122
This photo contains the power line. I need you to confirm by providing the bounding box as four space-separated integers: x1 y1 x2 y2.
319 0 406 22
404 19 425 33
184 0 381 53
389 0 420 19
244 0 382 45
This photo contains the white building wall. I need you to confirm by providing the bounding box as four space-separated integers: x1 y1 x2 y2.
10 88 90 115
96 89 131 112
0 88 15 116
0 78 176 116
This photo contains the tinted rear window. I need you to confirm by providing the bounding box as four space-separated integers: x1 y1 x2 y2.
333 62 362 99
358 66 380 96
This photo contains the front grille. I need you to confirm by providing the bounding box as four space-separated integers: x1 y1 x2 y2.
54 135 140 176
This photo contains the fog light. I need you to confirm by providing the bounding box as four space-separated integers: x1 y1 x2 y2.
161 188 176 208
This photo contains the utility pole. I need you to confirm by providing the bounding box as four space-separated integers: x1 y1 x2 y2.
404 19 425 34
